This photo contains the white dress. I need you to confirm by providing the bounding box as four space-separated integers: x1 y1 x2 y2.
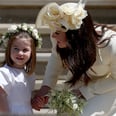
42 27 116 116
0 64 36 115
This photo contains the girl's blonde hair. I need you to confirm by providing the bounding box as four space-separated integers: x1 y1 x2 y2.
0 23 42 75
4 31 37 75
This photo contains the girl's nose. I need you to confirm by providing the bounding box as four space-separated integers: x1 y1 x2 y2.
18 50 24 55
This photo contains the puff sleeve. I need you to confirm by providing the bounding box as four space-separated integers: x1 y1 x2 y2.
0 67 12 95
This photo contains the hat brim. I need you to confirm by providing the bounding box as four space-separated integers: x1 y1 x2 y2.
35 2 59 28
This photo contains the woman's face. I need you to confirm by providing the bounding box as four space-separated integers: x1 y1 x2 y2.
52 31 67 48
10 38 32 69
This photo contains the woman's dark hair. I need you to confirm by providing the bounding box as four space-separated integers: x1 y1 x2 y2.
57 12 102 86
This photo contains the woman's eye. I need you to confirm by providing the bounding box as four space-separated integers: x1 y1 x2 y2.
55 31 60 35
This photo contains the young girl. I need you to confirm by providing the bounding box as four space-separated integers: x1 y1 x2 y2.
0 23 42 115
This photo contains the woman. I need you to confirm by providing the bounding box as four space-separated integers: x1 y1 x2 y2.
32 2 116 116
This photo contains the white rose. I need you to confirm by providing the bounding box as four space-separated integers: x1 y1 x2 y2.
44 3 63 21
32 29 39 38
29 26 34 31
21 24 28 31
72 14 82 29
8 25 17 32
60 3 76 15
33 29 38 34
60 3 88 30
34 33 39 39
73 104 78 110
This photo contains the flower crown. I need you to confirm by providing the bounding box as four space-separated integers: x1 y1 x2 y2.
0 23 42 48
36 2 88 31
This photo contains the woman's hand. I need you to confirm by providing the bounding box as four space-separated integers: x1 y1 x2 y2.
31 95 49 111
72 89 85 99
31 86 51 111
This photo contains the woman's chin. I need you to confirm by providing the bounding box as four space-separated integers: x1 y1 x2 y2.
58 44 66 48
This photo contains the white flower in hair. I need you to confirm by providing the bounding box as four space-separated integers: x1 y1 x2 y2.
29 26 34 31
8 25 17 32
0 23 42 49
33 29 38 34
21 24 28 31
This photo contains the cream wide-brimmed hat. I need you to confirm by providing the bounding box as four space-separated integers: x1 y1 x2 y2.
36 1 88 32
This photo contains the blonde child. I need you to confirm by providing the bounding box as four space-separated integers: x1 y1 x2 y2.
0 23 42 115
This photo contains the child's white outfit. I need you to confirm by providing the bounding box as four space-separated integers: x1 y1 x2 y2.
0 64 36 115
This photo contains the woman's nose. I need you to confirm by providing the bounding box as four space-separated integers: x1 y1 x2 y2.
52 34 57 40
52 33 55 38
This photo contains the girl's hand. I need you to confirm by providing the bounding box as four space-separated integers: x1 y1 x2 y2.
31 95 49 111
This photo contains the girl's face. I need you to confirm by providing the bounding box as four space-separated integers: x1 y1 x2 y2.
10 38 32 69
52 31 67 48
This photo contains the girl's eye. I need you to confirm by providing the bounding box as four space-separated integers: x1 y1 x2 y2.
23 49 29 53
14 47 19 51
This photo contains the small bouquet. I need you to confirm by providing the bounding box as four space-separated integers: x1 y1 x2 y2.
48 88 86 116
